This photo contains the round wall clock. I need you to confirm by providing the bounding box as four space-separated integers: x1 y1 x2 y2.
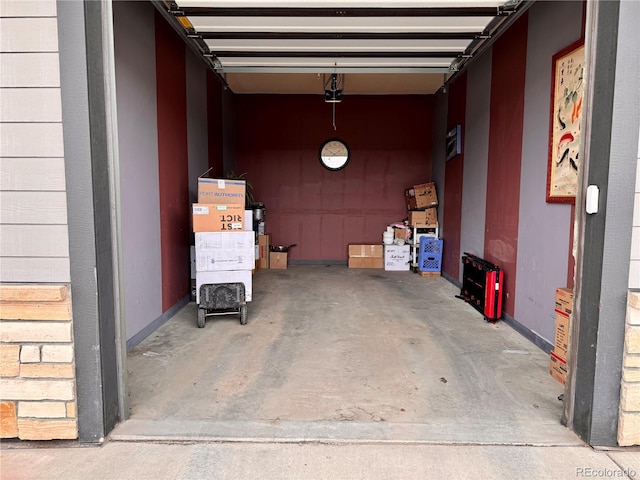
319 138 350 171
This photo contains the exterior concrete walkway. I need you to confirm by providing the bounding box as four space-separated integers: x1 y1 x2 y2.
2 441 640 479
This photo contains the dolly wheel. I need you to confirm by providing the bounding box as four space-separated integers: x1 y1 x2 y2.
197 308 206 328
240 305 248 325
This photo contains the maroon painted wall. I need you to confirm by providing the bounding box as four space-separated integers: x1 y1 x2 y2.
155 12 190 310
484 13 529 316
235 95 433 261
442 73 467 279
207 71 224 176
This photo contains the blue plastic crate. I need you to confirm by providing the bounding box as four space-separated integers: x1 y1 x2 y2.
418 237 443 272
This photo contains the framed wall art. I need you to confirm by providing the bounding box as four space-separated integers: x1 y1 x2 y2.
546 39 585 203
446 124 462 162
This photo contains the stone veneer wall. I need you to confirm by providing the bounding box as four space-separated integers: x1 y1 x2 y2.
618 125 640 446
619 292 640 445
0 285 77 440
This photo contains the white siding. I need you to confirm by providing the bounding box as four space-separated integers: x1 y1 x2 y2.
0 192 68 224
0 0 70 284
0 53 60 87
0 88 62 122
0 17 58 52
0 258 70 283
0 1 56 17
0 225 69 257
0 158 66 191
0 123 64 157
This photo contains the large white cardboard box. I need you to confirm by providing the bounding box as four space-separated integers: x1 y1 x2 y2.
195 231 255 272
384 245 411 271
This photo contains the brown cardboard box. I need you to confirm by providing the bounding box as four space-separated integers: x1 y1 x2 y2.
554 313 569 360
405 189 418 210
555 288 573 317
259 246 270 269
258 234 270 269
424 207 438 225
408 210 426 225
197 177 245 205
258 234 270 247
348 257 384 269
549 351 568 384
406 182 438 210
270 251 288 269
408 208 437 226
348 244 383 268
414 182 438 208
192 204 245 232
394 226 410 241
348 244 383 257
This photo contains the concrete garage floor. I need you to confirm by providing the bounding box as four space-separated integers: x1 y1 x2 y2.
113 266 577 445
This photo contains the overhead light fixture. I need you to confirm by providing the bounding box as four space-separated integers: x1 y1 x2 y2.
323 73 344 130
322 73 344 130
325 89 343 104
324 74 344 103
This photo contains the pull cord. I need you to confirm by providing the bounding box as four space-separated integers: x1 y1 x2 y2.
332 102 337 130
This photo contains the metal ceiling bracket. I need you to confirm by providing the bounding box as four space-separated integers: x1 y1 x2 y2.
444 0 531 90
163 1 177 11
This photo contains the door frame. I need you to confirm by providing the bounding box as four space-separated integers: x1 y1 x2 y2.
62 0 640 447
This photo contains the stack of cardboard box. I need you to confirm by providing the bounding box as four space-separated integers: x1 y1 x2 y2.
192 177 254 304
254 229 284 271
403 182 439 271
550 287 573 384
192 178 246 232
348 245 383 269
405 182 438 228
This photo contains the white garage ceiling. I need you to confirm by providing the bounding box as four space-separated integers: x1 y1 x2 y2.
156 0 528 95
